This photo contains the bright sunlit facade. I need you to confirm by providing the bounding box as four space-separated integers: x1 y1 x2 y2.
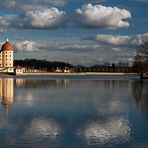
0 39 14 73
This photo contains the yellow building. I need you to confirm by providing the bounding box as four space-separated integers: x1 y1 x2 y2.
0 38 14 73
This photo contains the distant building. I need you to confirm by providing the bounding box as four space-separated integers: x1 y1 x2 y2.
55 67 62 73
64 67 71 73
0 38 14 73
15 66 25 75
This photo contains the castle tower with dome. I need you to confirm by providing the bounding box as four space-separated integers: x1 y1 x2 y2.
0 38 14 73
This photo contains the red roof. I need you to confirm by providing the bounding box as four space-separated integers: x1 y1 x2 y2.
16 66 24 69
1 41 13 51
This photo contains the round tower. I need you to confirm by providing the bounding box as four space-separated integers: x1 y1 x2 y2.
1 38 14 68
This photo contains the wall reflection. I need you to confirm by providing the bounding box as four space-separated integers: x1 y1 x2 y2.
0 78 14 110
15 79 71 89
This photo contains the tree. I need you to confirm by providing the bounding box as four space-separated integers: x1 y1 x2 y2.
133 38 148 73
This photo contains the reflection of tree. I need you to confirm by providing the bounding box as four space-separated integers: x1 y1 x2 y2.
132 80 148 117
131 81 143 106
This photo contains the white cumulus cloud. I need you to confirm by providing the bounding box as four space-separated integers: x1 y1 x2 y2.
14 40 42 52
84 33 148 46
75 3 131 29
0 8 68 30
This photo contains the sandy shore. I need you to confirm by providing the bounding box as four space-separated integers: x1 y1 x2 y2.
17 72 137 76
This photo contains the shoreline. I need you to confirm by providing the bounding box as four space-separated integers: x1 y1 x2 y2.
14 72 137 76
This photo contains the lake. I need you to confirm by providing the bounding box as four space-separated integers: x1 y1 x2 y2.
0 75 148 147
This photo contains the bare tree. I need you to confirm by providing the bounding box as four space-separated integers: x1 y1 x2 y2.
133 38 148 74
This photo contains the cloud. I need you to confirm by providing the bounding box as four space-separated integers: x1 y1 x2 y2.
14 31 145 65
0 0 66 11
83 33 148 46
14 40 43 52
0 3 132 31
0 8 68 30
75 3 131 29
13 38 136 65
14 39 101 53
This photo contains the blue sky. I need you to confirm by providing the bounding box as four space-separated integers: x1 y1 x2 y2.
0 0 148 65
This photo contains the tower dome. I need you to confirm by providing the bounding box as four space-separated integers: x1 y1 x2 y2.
1 38 13 51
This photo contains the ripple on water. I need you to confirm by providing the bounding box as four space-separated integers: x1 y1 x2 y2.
77 117 132 146
24 117 62 138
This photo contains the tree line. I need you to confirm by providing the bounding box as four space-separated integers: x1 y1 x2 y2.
14 59 133 73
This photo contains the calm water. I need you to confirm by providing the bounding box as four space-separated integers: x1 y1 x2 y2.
0 76 148 147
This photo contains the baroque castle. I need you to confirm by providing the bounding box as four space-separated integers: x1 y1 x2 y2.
0 39 14 73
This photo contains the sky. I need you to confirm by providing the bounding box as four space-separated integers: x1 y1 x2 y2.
0 0 148 66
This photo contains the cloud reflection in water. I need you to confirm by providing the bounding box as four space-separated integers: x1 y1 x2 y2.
24 117 62 139
77 117 131 146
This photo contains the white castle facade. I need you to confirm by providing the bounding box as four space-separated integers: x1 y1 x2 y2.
0 39 14 73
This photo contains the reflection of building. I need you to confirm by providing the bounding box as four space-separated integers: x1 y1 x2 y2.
55 79 71 87
0 38 14 73
15 79 26 86
0 79 14 109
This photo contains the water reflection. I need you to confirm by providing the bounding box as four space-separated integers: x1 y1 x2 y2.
77 117 131 146
14 79 133 146
132 80 148 117
23 117 62 139
0 78 14 110
1 78 148 147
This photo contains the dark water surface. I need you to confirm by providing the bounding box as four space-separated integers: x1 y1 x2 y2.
0 76 148 147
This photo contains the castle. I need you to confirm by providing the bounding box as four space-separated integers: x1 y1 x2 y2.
0 39 14 73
